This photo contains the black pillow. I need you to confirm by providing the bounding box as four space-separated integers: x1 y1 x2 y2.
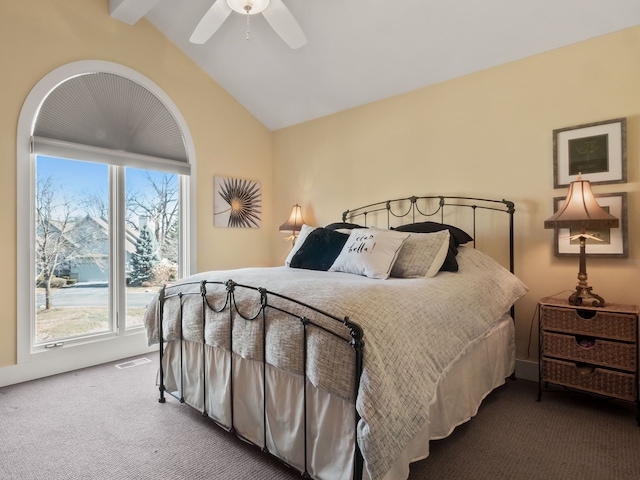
439 242 460 272
290 228 349 271
393 221 473 246
324 222 363 231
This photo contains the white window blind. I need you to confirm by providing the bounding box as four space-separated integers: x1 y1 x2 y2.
32 72 190 175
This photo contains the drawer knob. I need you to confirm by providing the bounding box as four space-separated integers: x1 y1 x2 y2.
576 364 595 376
576 309 596 320
576 335 595 349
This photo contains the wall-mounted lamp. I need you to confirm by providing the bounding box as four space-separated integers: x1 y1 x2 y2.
279 204 304 244
544 175 618 307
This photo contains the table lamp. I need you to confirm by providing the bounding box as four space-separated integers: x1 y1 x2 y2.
279 204 304 245
544 175 618 307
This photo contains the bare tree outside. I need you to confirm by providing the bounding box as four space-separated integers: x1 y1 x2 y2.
36 177 107 311
79 189 109 218
126 171 179 264
35 176 74 310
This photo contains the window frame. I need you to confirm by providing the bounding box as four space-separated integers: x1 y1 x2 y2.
17 61 196 368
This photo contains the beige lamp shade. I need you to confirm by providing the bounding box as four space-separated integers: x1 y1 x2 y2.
544 176 618 230
279 204 304 234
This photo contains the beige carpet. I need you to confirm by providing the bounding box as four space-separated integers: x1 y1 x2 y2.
0 352 638 480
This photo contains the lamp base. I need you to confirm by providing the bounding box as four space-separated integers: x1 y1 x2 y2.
568 285 605 307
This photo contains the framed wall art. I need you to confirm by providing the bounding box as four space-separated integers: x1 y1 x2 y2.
553 118 626 188
553 192 628 258
214 175 262 228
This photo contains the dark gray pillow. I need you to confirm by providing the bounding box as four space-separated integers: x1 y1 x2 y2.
290 228 349 271
393 221 473 246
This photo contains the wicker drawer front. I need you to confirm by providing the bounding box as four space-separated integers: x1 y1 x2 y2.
542 332 637 371
541 358 636 402
540 305 636 342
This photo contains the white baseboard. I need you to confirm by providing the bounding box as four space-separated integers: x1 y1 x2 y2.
0 334 157 387
515 358 539 382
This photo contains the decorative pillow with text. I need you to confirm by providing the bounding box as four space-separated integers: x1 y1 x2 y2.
329 228 410 279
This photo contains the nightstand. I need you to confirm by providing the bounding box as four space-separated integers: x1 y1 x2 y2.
537 297 639 425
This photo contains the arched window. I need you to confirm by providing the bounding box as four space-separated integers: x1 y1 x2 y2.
17 61 196 374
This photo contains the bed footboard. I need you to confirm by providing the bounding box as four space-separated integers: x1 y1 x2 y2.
155 279 365 480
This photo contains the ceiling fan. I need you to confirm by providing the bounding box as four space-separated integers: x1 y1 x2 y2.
190 0 307 49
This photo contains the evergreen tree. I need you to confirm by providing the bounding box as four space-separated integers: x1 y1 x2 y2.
129 225 159 286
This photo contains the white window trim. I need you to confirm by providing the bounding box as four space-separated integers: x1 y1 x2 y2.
15 61 197 374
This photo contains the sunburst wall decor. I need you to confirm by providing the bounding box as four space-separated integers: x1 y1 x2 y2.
214 176 262 228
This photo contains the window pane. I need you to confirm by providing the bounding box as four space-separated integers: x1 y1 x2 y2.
35 156 111 344
125 168 179 329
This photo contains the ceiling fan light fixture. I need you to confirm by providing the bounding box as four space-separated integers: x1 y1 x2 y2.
227 0 270 15
190 0 306 49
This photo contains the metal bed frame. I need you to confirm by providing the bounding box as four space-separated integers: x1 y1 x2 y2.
153 195 516 480
342 195 515 274
157 279 365 479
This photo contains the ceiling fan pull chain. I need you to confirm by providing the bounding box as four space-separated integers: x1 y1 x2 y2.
244 3 252 41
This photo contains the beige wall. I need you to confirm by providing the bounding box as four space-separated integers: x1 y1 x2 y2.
273 26 640 362
0 0 273 367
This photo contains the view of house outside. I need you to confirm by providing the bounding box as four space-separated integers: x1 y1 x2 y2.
35 155 179 344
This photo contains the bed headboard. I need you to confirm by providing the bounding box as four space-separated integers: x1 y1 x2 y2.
341 195 515 274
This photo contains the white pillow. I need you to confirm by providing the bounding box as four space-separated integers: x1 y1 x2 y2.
390 230 450 278
329 228 410 279
284 224 317 266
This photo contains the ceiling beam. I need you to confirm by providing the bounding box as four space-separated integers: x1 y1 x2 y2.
109 0 163 25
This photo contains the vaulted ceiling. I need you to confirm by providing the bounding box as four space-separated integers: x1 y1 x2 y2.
110 0 640 130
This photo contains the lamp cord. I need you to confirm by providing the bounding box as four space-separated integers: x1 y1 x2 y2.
525 289 573 361
526 304 539 361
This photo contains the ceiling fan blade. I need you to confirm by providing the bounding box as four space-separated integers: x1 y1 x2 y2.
262 0 307 49
190 0 233 44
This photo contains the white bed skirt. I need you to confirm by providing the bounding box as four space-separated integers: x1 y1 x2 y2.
161 314 515 480
368 314 515 480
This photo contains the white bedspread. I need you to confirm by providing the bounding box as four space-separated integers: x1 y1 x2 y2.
144 247 527 480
